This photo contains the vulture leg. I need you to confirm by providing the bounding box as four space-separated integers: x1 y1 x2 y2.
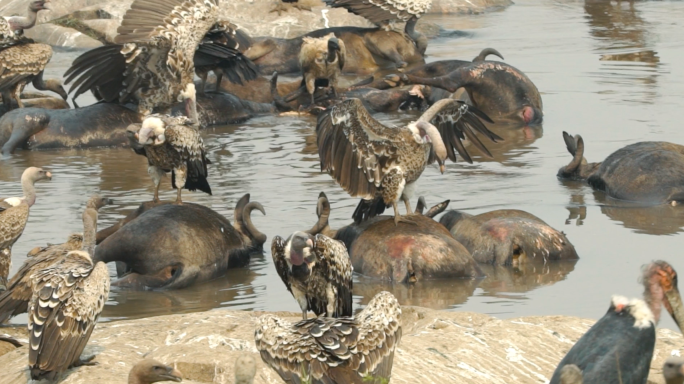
148 166 164 203
214 71 223 92
71 355 98 367
392 202 403 226
302 310 307 320
1 90 13 111
11 85 24 109
402 196 412 215
174 164 187 205
198 72 209 96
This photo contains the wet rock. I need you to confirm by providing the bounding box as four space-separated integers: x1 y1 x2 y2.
0 307 680 383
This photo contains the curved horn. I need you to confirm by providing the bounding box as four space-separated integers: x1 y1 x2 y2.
233 193 251 226
243 202 267 244
270 72 294 112
425 200 451 218
307 192 331 235
562 132 585 174
474 48 504 62
414 196 427 215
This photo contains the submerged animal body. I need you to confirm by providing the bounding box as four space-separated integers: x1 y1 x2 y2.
299 33 346 104
132 114 211 203
271 231 353 319
550 261 684 384
558 132 684 205
94 194 266 290
317 97 499 224
255 291 402 384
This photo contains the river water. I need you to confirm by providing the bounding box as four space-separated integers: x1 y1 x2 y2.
1 0 683 330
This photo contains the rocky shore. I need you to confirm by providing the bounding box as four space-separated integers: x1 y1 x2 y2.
0 0 513 48
0 306 681 383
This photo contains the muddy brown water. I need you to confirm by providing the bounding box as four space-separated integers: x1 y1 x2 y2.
1 0 684 330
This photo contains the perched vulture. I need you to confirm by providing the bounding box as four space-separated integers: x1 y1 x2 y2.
271 231 353 319
130 114 211 203
255 291 402 384
194 21 257 94
0 167 51 290
64 0 255 121
299 33 346 105
549 261 684 384
0 195 110 323
128 359 183 384
0 2 67 110
27 196 111 380
316 98 500 224
323 0 432 30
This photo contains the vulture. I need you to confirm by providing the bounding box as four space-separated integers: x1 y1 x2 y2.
0 196 110 323
255 291 402 384
128 359 183 384
317 98 500 225
0 3 67 111
323 0 432 31
129 114 211 203
0 167 52 291
299 33 346 105
27 196 111 380
63 0 257 121
271 231 353 319
194 21 257 94
549 261 684 384
663 357 684 384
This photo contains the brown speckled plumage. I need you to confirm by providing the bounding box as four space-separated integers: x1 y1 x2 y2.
272 232 353 319
316 98 499 223
0 42 52 96
64 0 221 116
324 0 431 26
255 291 401 384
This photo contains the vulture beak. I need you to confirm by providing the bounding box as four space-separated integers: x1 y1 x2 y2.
657 263 684 333
163 367 183 382
438 160 446 174
45 171 52 180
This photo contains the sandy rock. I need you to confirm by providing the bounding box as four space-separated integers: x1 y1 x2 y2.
22 23 102 48
0 307 681 383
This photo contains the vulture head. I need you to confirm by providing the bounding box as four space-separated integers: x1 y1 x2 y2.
285 231 316 275
128 359 183 384
326 37 342 64
86 195 114 210
641 260 684 330
138 117 166 146
413 121 447 173
663 357 684 384
24 167 52 184
178 83 199 126
29 0 49 12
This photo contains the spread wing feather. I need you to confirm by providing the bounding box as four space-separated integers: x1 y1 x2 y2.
323 0 431 24
314 234 353 318
255 291 401 384
0 43 52 90
271 236 293 294
418 99 500 164
63 44 127 103
316 98 400 200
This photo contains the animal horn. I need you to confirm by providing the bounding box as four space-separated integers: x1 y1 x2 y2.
562 132 585 174
233 194 251 226
425 200 451 218
473 48 504 62
270 72 294 112
307 192 331 235
243 202 267 244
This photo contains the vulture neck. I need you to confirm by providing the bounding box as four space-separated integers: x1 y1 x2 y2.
20 173 37 207
82 208 98 256
7 8 39 32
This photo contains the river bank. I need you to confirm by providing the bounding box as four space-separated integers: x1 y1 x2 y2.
0 305 681 383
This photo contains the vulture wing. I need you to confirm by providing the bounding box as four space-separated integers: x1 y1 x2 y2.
255 291 401 384
314 234 353 317
0 43 51 91
323 0 432 24
271 235 293 294
165 123 211 194
317 98 402 200
28 253 110 378
195 21 258 85
418 98 501 164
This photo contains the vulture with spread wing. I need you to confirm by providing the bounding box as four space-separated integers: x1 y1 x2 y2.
0 196 110 323
63 0 256 121
27 196 110 381
255 291 401 384
272 231 353 319
317 98 500 224
323 0 431 31
129 114 211 203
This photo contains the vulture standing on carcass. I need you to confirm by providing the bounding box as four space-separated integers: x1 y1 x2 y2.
549 261 684 384
0 167 52 291
63 0 256 122
130 114 211 204
317 98 500 225
271 231 353 319
0 1 68 110
299 33 346 105
194 21 257 95
27 196 111 380
255 291 402 384
128 359 183 384
0 196 111 323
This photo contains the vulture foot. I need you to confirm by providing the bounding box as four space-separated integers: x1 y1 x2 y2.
72 355 98 367
394 213 420 226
